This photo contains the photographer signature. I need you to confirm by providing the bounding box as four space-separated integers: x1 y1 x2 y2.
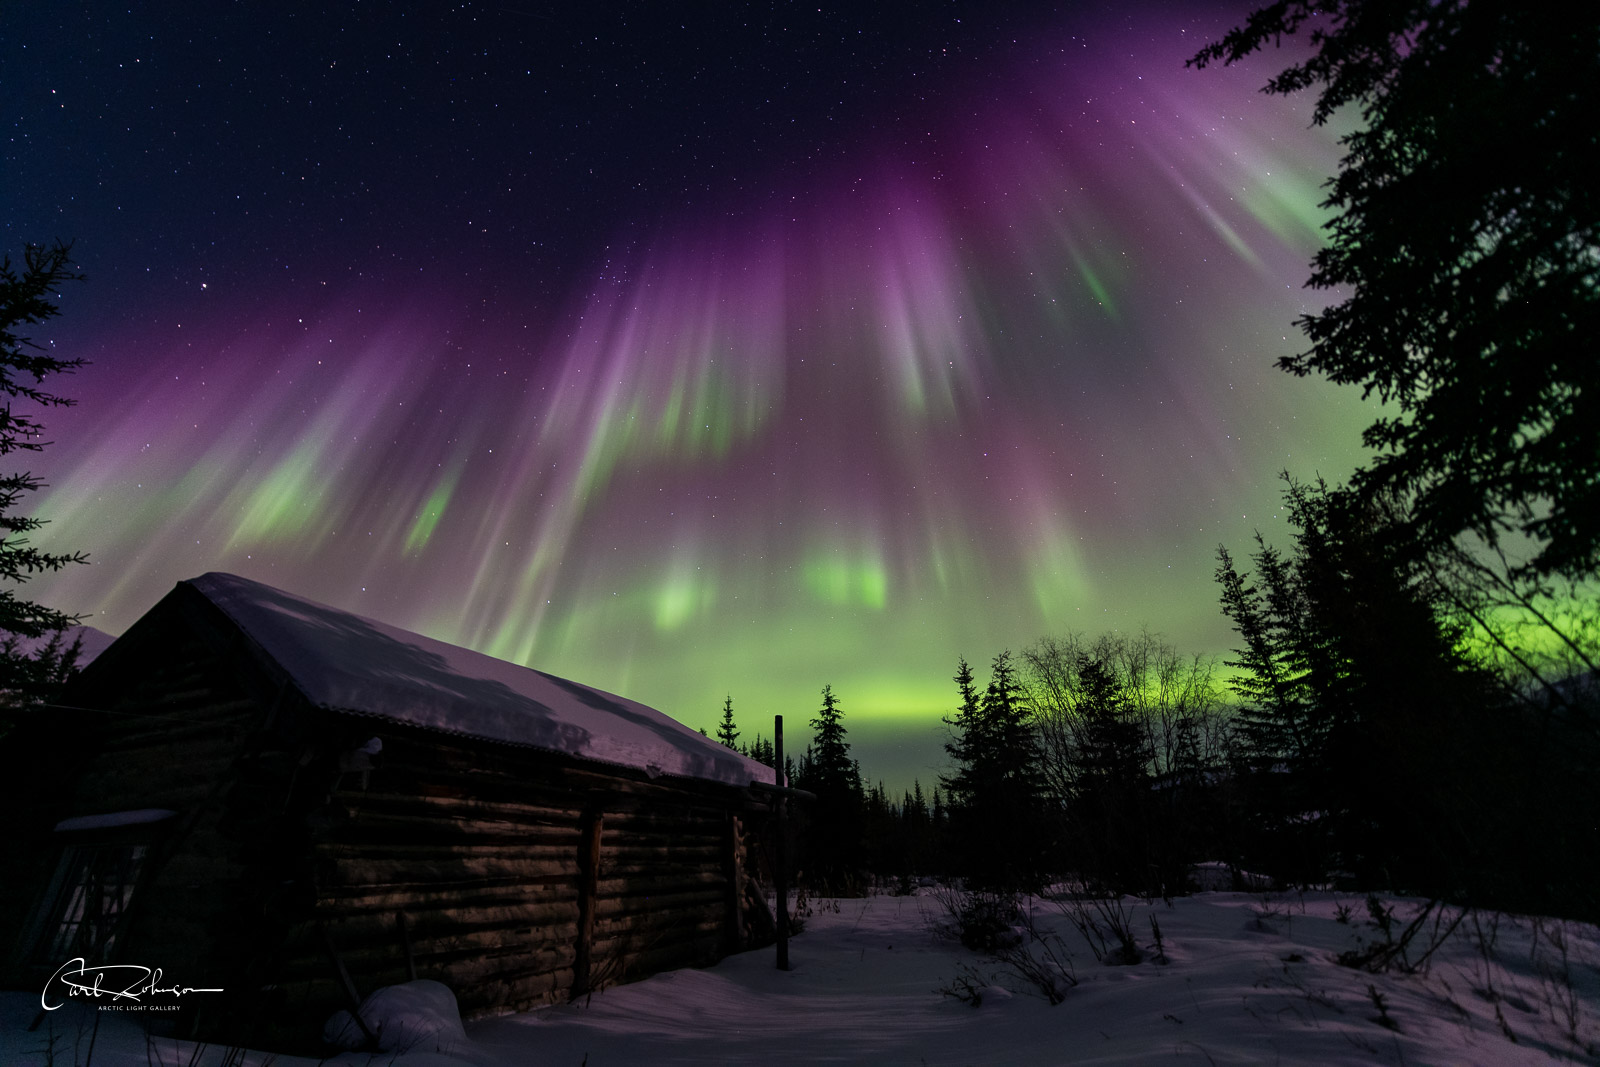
42 959 223 1011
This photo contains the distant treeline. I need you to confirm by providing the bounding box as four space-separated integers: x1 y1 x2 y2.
717 479 1599 923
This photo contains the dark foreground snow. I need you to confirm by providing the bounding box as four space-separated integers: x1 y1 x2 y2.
6 889 1597 1065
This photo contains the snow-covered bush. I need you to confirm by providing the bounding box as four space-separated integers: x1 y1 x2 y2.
322 979 467 1054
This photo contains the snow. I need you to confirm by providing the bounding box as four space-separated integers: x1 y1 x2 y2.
6 888 1596 1065
183 572 771 789
52 809 176 833
323 980 468 1055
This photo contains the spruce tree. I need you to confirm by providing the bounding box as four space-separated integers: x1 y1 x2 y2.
1193 2 1600 578
1 242 89 728
1215 540 1318 773
939 657 985 810
809 685 857 795
1069 653 1157 893
804 684 862 888
715 695 740 748
1215 477 1532 897
942 653 1049 890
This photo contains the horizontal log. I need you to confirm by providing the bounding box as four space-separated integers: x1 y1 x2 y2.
600 829 725 849
594 890 725 922
372 762 588 805
437 942 577 984
318 881 573 914
458 966 574 1015
311 900 580 943
594 870 727 896
324 840 587 866
601 808 727 831
326 818 585 849
599 844 724 867
594 906 724 942
345 790 589 827
320 855 582 887
418 932 580 972
593 914 724 947
599 862 724 884
278 930 577 985
587 938 723 986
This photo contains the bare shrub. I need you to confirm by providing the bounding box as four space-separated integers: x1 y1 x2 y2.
932 889 1079 1005
1057 892 1142 965
994 922 1078 1005
1337 896 1466 975
931 885 1023 952
1530 917 1595 1055
938 961 989 1007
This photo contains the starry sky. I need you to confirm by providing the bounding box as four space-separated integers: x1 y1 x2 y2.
5 1 1373 794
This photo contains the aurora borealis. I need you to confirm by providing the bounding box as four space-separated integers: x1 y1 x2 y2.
6 1 1375 791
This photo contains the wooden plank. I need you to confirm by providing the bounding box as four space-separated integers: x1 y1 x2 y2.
317 882 577 914
315 899 579 933
571 806 603 999
322 855 582 887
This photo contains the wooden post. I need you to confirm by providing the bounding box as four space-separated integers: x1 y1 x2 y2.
319 924 378 1049
725 812 744 951
397 911 418 982
774 714 789 971
572 805 604 999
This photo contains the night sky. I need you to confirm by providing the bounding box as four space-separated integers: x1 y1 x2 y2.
5 1 1373 793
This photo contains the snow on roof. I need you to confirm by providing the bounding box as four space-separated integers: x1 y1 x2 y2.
184 572 772 789
54 808 177 833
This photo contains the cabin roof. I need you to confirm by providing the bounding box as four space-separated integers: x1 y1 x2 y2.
180 572 771 789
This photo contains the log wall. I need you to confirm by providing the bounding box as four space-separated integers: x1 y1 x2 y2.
259 726 766 1045
2 584 770 1054
0 618 268 988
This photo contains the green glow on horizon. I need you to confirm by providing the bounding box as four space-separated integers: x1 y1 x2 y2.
842 676 956 722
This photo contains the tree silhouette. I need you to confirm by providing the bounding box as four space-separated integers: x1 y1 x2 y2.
1 242 89 723
1209 477 1581 906
942 652 1049 890
803 684 862 887
715 694 739 748
1193 2 1600 578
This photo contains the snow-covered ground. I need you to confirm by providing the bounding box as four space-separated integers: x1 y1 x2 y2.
6 888 1597 1066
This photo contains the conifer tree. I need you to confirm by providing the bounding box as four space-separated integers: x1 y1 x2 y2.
1067 653 1158 892
1193 2 1600 578
1215 541 1319 773
942 653 1049 890
803 684 862 888
743 733 775 769
1 242 89 728
715 695 740 748
1215 477 1527 895
809 684 857 794
939 657 985 810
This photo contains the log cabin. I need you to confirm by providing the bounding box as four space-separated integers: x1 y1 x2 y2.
0 572 777 1050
